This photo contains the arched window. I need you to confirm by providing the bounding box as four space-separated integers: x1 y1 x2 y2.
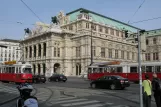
146 39 149 45
153 38 157 44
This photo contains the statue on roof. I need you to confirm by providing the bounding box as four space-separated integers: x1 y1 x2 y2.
51 16 60 25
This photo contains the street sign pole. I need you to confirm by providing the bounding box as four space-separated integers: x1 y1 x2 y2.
137 30 143 107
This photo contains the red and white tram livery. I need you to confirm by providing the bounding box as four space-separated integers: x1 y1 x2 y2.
0 61 33 83
88 61 161 82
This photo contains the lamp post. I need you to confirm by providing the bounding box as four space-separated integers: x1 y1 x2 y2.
137 29 145 107
125 29 145 107
137 30 143 107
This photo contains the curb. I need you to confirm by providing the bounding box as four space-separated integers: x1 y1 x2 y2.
62 91 77 97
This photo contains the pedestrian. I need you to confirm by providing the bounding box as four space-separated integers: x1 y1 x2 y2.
152 73 161 107
142 74 152 107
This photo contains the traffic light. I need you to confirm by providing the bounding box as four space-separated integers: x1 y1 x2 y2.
125 30 128 38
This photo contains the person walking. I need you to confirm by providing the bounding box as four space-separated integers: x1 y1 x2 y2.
152 73 161 107
142 74 152 107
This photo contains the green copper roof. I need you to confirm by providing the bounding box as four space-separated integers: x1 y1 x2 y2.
144 28 161 37
66 8 141 33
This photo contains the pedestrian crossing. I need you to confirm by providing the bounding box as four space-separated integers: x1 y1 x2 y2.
45 96 130 107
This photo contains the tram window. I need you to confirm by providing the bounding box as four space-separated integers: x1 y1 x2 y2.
0 68 1 73
111 67 116 72
3 67 5 73
99 68 103 73
88 68 92 73
104 68 108 72
16 67 18 73
155 66 161 73
141 66 146 72
11 67 15 73
19 67 21 73
9 67 12 73
130 67 137 73
23 68 32 73
93 68 98 73
6 67 9 73
146 66 152 72
117 67 122 73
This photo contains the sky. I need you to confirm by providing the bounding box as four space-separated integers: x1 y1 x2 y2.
0 0 161 40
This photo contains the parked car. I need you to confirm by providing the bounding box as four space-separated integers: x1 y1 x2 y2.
32 75 46 83
48 74 67 82
90 75 130 90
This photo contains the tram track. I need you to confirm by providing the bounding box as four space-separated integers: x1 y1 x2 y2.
38 87 54 105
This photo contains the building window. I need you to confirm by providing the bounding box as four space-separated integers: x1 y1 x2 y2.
99 26 102 32
86 23 89 29
108 49 112 58
153 38 157 44
29 46 32 58
78 23 82 29
116 30 119 36
101 48 105 57
92 24 96 31
78 14 83 19
38 44 41 57
115 50 118 58
110 28 114 35
132 52 134 60
34 45 36 57
92 46 96 57
105 28 108 34
25 47 28 58
127 52 129 60
76 47 80 57
54 47 56 57
121 51 124 59
84 14 90 19
121 32 124 37
153 53 159 60
57 48 60 57
69 25 73 30
146 39 149 45
43 43 46 56
145 53 151 61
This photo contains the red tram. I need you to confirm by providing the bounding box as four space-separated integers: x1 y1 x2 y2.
88 61 161 82
0 61 33 83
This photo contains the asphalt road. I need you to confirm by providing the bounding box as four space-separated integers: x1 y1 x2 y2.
0 77 158 107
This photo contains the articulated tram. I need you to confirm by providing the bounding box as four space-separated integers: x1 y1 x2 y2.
0 61 33 83
88 61 161 82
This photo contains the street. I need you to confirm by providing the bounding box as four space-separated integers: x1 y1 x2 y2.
0 77 157 107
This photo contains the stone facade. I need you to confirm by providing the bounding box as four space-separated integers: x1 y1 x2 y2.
142 29 161 62
22 8 139 77
0 39 21 63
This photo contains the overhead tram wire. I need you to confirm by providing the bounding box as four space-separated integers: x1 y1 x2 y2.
129 16 161 24
20 0 44 23
127 0 146 24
